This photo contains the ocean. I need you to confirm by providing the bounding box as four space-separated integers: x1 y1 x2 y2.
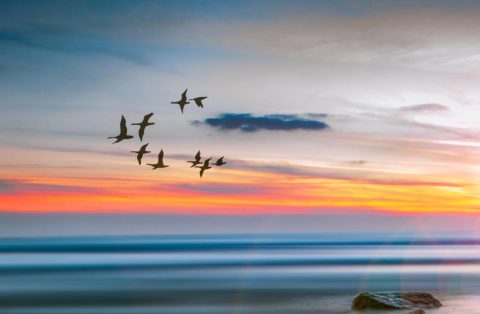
0 234 479 313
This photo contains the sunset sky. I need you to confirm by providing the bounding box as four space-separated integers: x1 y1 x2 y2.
1 0 480 236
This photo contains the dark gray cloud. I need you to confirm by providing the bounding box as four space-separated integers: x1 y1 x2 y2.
398 103 449 113
200 113 329 132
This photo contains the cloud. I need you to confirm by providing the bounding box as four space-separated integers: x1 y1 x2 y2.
178 183 263 195
223 158 463 189
306 113 329 119
0 179 16 192
0 30 149 66
398 103 450 114
0 179 100 195
200 113 329 132
342 160 367 166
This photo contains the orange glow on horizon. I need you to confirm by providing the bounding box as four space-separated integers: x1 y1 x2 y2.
1 165 479 215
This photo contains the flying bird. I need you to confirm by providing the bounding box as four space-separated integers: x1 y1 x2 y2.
147 149 169 169
214 156 226 166
196 158 212 178
187 150 202 168
108 115 134 143
131 113 154 141
171 89 190 114
189 96 207 108
131 143 151 165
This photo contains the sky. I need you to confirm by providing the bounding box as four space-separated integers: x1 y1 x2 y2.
0 0 479 236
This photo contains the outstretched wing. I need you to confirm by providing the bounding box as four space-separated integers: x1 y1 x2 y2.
158 150 165 166
120 115 128 135
204 158 211 167
143 112 154 124
181 89 188 102
195 150 201 161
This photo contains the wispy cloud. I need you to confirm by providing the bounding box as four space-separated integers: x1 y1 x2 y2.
0 30 150 65
398 103 450 114
0 179 15 192
0 179 100 195
342 160 368 166
198 113 329 132
177 183 264 195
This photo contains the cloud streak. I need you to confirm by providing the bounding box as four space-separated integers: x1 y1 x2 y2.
0 30 149 65
200 113 329 132
177 183 264 195
398 103 450 114
0 179 101 195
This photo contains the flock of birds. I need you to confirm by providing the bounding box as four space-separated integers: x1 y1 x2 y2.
107 89 226 178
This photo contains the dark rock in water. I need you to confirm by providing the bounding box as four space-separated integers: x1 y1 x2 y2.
351 292 442 311
407 309 426 314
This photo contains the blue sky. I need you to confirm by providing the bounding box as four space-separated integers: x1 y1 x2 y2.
1 0 480 236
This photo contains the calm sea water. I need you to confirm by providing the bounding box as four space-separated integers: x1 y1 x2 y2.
0 234 479 313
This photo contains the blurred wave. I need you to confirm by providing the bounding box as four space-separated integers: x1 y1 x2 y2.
1 234 479 313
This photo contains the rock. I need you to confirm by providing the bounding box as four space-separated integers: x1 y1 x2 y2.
351 292 442 311
407 309 426 314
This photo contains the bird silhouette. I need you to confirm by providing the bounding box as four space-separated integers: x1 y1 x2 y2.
196 158 212 178
147 149 169 169
214 156 226 166
189 96 207 108
187 150 203 168
171 89 190 114
131 113 154 141
131 143 151 165
108 115 134 143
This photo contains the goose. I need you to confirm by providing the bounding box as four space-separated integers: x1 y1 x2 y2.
131 143 151 165
147 149 169 169
108 115 133 143
189 96 207 108
171 89 190 114
214 156 226 166
187 150 202 168
196 158 212 178
131 113 154 141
